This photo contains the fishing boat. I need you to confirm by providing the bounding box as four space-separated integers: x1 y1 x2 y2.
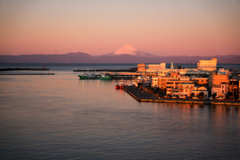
132 75 143 86
100 73 112 80
78 72 98 79
115 84 120 89
143 76 151 84
115 79 127 89
132 75 151 86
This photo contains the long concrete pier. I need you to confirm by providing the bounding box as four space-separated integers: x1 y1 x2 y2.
123 86 240 106
73 69 136 72
77 71 139 79
0 73 55 75
0 68 50 71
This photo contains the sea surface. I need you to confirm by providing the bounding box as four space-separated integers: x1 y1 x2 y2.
0 63 240 160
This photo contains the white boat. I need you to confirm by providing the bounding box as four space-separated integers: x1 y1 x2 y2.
143 76 151 84
100 73 112 80
132 75 143 86
78 72 98 79
132 75 151 86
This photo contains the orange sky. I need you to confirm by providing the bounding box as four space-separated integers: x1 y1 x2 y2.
0 0 240 56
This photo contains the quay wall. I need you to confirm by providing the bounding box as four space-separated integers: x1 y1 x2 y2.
123 86 240 106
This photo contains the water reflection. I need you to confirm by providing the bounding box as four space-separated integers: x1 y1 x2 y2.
1 74 240 159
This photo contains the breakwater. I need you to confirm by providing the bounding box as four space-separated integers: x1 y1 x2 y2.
0 73 54 75
74 69 136 72
123 86 240 106
110 74 137 80
0 68 50 71
77 71 139 80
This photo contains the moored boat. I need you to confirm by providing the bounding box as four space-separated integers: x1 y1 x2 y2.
115 79 127 89
132 75 143 86
78 72 98 79
100 73 112 80
143 75 151 84
115 84 120 89
132 75 151 86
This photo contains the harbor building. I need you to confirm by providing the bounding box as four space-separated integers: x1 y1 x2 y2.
231 70 240 79
191 77 208 85
192 86 208 98
138 58 240 99
177 83 195 97
197 58 217 71
151 73 194 95
208 72 229 88
137 63 166 73
208 72 229 97
137 58 217 76
218 68 229 75
229 79 240 96
211 83 228 97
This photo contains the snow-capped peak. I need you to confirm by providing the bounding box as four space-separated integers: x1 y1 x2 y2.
113 45 138 55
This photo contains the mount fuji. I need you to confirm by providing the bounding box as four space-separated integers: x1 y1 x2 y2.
106 45 157 57
114 45 138 55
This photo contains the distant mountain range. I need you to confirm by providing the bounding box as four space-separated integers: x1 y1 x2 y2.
0 45 239 63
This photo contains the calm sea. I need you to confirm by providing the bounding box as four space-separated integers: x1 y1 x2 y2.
0 63 240 160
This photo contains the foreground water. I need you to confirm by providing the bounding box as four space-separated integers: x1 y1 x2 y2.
0 64 240 159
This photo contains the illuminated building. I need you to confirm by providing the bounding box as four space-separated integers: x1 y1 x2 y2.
192 86 208 98
208 72 229 88
191 77 208 85
197 58 217 71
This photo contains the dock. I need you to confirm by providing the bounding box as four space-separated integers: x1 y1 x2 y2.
73 69 137 72
123 86 158 102
123 86 240 106
77 71 140 80
110 73 138 79
74 68 139 79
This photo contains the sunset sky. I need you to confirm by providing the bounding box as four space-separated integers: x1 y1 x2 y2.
0 0 240 56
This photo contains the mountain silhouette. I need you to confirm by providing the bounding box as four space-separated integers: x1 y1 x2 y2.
0 45 239 63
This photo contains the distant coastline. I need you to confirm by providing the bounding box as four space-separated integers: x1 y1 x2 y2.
0 53 239 63
0 63 239 71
